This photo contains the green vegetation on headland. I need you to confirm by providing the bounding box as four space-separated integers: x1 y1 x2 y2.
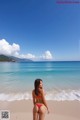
0 55 14 62
0 55 32 62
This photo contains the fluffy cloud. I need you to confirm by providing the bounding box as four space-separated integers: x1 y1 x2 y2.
0 39 36 60
0 39 53 60
18 53 36 60
0 39 20 56
42 50 53 60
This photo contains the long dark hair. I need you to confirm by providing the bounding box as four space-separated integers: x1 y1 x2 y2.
34 78 42 96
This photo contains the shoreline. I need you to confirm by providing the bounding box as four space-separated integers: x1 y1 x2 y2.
0 89 80 101
0 100 80 120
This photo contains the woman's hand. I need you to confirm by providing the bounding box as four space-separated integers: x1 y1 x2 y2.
47 109 50 114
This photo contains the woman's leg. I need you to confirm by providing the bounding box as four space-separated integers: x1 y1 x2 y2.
33 105 39 120
39 105 47 120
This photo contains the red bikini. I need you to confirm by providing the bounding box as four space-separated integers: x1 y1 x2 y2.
35 94 43 109
36 103 43 109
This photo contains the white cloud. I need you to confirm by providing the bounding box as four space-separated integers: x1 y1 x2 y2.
18 53 36 60
0 39 36 60
0 39 53 61
42 50 53 60
0 39 20 56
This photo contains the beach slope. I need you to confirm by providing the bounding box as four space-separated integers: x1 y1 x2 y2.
0 100 80 120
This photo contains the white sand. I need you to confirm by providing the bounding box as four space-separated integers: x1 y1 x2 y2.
0 100 80 120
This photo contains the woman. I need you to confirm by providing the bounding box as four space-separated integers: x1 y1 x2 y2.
32 79 49 120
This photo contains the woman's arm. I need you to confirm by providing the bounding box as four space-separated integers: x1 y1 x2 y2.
32 90 36 105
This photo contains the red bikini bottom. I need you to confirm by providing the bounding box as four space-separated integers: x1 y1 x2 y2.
36 103 43 109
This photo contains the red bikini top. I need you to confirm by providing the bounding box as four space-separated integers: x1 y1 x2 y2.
35 94 43 103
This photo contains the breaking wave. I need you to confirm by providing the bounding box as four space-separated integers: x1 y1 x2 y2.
0 90 80 101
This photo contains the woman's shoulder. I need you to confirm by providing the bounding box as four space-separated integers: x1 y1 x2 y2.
32 89 34 93
32 89 35 95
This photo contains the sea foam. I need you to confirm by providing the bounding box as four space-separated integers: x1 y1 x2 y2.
0 90 80 101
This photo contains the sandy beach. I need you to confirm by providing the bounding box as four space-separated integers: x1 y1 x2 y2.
0 100 80 120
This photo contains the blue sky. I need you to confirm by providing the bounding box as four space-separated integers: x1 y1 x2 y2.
0 0 80 61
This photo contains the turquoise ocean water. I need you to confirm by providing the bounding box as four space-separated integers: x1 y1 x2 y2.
0 61 80 101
